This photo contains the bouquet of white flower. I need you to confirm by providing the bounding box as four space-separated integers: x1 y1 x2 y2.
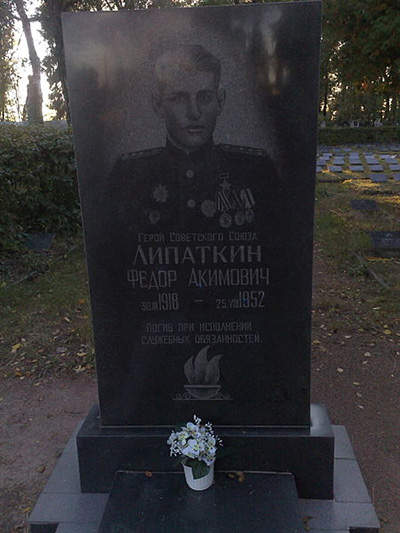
167 415 223 480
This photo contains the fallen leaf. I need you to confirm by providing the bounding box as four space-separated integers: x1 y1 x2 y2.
64 316 71 323
11 343 22 353
357 405 364 409
383 329 392 335
364 352 372 357
144 471 153 477
36 464 46 473
337 368 344 373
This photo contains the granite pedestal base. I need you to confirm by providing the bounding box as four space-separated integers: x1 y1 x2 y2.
98 471 304 532
77 403 334 500
28 422 380 532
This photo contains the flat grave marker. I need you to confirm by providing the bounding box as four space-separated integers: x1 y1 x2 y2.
370 174 388 183
351 199 377 211
370 231 400 250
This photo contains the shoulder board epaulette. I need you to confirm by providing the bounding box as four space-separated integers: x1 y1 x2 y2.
120 147 164 160
218 144 267 157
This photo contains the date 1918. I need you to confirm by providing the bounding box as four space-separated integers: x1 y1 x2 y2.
141 293 179 311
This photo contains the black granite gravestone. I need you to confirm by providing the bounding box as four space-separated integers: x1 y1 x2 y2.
27 4 380 530
63 2 321 430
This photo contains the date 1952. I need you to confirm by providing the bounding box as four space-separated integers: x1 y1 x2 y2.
216 290 266 309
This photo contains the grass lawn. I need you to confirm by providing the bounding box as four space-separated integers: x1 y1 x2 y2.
1 155 399 379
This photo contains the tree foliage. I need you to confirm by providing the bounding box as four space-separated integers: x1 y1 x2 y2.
3 0 399 124
322 0 400 124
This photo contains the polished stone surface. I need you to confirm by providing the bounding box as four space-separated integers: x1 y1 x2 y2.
98 471 304 532
62 1 322 428
76 403 334 499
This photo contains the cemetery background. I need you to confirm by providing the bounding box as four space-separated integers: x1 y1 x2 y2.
0 142 399 531
1 0 399 126
0 0 399 530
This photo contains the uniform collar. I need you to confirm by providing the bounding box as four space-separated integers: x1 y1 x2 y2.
166 139 215 165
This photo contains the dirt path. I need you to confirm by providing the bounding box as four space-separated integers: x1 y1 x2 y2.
312 249 400 532
0 376 97 532
0 248 399 532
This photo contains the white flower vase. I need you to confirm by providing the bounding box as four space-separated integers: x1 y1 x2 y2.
183 462 214 491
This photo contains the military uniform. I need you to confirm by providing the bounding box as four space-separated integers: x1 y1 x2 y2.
110 141 278 232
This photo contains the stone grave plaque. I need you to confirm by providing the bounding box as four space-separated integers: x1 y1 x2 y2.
370 173 388 183
351 200 377 211
62 2 321 427
370 232 400 250
23 233 55 252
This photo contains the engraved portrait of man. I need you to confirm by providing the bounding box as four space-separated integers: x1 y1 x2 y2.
111 44 278 232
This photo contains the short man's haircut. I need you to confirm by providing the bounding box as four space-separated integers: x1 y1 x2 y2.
155 45 221 94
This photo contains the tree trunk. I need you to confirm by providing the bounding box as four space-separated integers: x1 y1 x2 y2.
43 0 71 122
14 0 43 123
